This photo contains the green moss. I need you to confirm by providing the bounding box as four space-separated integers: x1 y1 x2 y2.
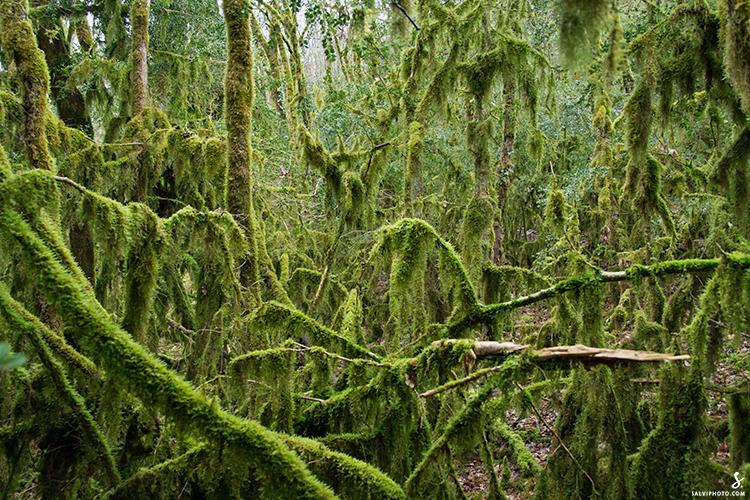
460 196 494 285
0 202 383 499
224 0 259 300
631 363 715 498
544 190 566 234
403 121 424 210
0 0 54 171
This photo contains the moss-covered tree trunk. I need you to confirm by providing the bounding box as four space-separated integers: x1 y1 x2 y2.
131 0 149 116
0 0 53 171
224 0 260 299
33 0 93 135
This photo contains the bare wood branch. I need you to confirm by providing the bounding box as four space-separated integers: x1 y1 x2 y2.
419 341 689 398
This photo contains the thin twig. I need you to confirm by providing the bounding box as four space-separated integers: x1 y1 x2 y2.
52 175 87 194
298 395 328 403
363 142 391 179
392 1 420 30
292 341 390 368
514 381 598 496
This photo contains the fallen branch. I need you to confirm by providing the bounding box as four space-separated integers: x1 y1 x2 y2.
419 341 689 398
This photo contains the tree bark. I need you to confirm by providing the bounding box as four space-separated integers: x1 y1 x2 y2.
131 0 149 116
225 0 260 298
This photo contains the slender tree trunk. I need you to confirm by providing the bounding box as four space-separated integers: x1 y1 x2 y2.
250 11 285 120
131 0 149 116
282 12 310 127
498 81 516 175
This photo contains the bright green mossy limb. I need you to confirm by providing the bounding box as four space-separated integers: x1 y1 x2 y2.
491 421 540 478
0 289 98 378
106 444 207 499
448 256 747 337
280 434 406 500
253 301 381 360
0 0 54 171
0 207 346 500
0 286 119 486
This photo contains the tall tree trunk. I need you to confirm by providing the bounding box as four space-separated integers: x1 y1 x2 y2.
224 0 260 300
0 0 53 171
131 0 149 116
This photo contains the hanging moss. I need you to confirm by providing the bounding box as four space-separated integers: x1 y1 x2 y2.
0 0 54 171
556 0 612 65
460 195 494 286
631 362 716 498
544 189 566 235
720 1 750 115
0 200 411 499
729 393 750 470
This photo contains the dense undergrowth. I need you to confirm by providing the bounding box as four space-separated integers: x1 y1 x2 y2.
1 0 750 498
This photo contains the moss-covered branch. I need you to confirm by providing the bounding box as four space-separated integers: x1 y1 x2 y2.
0 288 98 378
419 342 689 398
0 286 119 486
254 301 381 360
448 255 749 336
0 206 336 499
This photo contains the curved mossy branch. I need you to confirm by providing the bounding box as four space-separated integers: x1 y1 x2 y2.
0 207 338 500
404 360 523 496
0 289 99 379
376 218 479 314
0 286 120 486
254 301 381 360
447 256 750 336
279 434 406 500
0 0 54 171
105 444 207 499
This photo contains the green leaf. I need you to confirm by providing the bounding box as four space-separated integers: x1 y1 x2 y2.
0 342 27 371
